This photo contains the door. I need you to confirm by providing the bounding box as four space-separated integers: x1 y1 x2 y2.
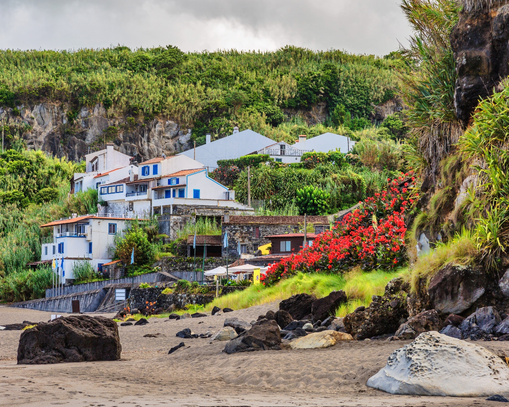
193 189 200 199
165 189 172 199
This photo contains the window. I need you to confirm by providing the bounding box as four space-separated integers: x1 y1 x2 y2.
58 242 64 254
193 189 200 199
141 166 150 176
96 182 101 190
108 223 117 234
98 263 104 272
139 184 147 193
45 246 48 256
165 189 172 199
168 177 180 186
100 187 107 195
280 241 291 252
275 158 282 163
240 244 247 254
178 188 185 198
77 224 86 235
108 186 115 194
254 227 260 239
152 164 158 175
172 189 176 198
89 242 93 253
116 185 124 193
280 144 286 156
52 245 55 255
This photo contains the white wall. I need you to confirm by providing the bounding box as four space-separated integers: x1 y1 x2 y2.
133 201 151 218
186 171 228 200
162 155 204 175
85 145 132 173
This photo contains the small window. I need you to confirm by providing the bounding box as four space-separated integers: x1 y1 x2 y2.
58 242 64 254
96 182 101 190
108 186 115 194
52 245 55 255
98 263 104 272
240 244 247 254
45 246 48 256
116 185 124 193
152 164 158 175
280 241 291 252
100 187 107 195
139 184 147 193
89 242 93 253
254 227 260 239
172 189 176 198
193 189 200 199
142 166 150 176
178 188 185 198
108 223 117 234
275 158 282 163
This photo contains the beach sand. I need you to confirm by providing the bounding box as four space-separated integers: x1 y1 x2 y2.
0 304 506 407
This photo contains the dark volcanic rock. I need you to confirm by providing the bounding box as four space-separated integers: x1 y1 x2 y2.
135 318 149 326
395 310 442 340
168 314 180 320
274 310 293 329
496 317 509 335
440 324 463 340
279 293 317 321
311 290 347 322
486 395 509 402
17 315 121 364
168 342 185 355
460 306 502 340
224 318 251 335
283 320 309 331
176 328 197 339
224 319 281 354
223 308 234 313
428 264 487 315
120 322 133 326
451 3 509 125
211 306 221 316
344 281 408 340
191 313 207 318
443 313 465 327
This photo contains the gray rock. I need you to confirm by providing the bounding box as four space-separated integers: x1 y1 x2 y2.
224 320 281 354
367 332 509 396
440 325 463 340
224 318 251 334
394 324 417 340
210 326 238 341
460 307 501 339
500 269 509 297
302 323 314 331
180 313 191 320
496 317 509 335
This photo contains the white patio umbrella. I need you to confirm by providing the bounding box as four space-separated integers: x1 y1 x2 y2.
228 264 262 274
204 266 227 277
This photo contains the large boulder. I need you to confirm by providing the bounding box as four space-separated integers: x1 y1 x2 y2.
279 293 316 321
17 315 121 364
224 318 251 335
344 280 408 340
367 332 509 397
311 290 347 322
459 306 501 340
395 310 442 340
274 310 293 329
211 326 238 341
428 264 486 315
289 330 352 350
224 319 281 354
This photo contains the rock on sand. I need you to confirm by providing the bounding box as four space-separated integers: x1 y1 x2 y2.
367 331 509 397
290 330 353 350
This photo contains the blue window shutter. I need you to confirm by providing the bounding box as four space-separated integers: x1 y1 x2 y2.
89 242 92 253
179 188 185 198
193 189 200 199
168 179 171 185
165 189 171 199
172 189 176 198
153 165 158 175
176 178 180 184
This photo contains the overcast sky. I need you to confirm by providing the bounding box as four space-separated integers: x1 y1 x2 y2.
0 0 412 56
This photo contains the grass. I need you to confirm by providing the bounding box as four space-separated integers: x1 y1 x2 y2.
115 304 206 322
409 229 478 292
204 269 409 317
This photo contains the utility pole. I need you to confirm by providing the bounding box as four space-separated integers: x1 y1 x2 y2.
194 141 196 160
247 165 251 207
303 213 307 248
1 117 4 153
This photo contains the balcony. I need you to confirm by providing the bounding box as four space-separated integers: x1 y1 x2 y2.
55 232 87 238
126 191 148 197
263 148 311 157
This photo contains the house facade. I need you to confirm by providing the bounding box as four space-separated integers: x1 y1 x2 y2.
40 215 132 281
222 215 331 258
267 233 317 254
255 140 312 164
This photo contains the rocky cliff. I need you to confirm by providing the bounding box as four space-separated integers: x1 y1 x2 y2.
0 103 193 162
451 0 509 125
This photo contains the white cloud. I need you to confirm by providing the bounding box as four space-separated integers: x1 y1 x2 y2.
0 0 411 55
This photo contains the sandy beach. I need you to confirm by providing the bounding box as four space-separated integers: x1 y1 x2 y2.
0 304 506 407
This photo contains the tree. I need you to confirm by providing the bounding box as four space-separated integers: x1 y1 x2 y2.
114 226 156 268
296 186 330 215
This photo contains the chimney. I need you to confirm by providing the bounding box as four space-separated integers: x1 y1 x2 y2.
206 134 211 144
106 143 114 152
233 126 239 134
129 166 134 182
299 135 307 143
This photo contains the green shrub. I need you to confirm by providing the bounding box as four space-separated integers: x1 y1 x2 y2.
34 187 59 204
139 282 151 289
175 279 191 292
72 261 99 283
296 186 330 215
114 225 156 270
0 266 53 302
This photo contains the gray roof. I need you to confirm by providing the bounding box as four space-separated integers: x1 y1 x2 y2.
179 129 275 169
302 132 354 154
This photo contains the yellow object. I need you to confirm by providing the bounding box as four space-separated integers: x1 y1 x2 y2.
52 258 56 269
253 268 261 285
259 243 271 255
214 275 218 281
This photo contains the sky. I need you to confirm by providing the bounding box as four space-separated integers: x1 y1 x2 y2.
0 0 412 56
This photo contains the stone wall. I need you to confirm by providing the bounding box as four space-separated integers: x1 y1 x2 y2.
156 256 226 273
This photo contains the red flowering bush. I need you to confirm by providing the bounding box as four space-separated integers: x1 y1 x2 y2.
261 172 419 286
209 165 241 187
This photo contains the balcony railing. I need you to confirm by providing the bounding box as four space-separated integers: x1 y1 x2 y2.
262 148 312 157
55 232 87 238
126 191 148 197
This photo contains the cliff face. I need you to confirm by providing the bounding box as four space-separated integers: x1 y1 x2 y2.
451 2 509 125
0 103 193 162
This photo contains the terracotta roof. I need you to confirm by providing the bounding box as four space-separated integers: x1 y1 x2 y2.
103 260 122 266
41 216 136 228
139 157 165 165
93 168 122 178
152 184 186 190
126 177 157 185
102 175 135 186
186 235 222 246
224 216 329 225
164 168 204 178
27 260 52 266
266 233 317 239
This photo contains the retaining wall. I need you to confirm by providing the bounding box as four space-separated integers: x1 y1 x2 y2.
13 289 106 313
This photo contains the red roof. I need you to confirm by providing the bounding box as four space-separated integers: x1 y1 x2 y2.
93 168 122 178
165 168 204 178
266 233 317 239
41 215 138 228
139 157 165 165
152 184 186 190
127 177 157 185
103 260 122 266
103 175 138 186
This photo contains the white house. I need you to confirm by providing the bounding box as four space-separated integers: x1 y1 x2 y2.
179 129 276 170
73 144 134 194
40 215 132 281
255 140 312 164
295 133 354 154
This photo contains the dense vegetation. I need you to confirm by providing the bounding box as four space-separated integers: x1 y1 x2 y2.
0 46 404 144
